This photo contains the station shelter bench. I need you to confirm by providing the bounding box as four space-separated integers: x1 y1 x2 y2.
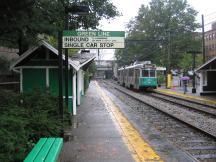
24 138 63 162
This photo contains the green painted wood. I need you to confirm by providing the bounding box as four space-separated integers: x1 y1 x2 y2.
24 138 63 162
68 69 72 96
68 98 73 113
23 68 46 92
34 138 55 162
49 68 73 113
45 138 63 162
49 68 73 96
24 138 47 162
49 69 59 96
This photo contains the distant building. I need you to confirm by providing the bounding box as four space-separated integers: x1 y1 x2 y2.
195 22 216 95
205 22 216 60
0 47 19 75
95 60 114 79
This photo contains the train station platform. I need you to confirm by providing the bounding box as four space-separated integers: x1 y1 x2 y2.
156 85 216 106
60 81 198 162
60 81 135 162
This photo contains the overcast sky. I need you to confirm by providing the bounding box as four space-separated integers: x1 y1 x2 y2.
98 0 216 60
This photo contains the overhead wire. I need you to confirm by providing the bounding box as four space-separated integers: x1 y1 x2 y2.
204 11 216 18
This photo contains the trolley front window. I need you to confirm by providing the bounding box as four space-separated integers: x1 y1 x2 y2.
142 70 149 77
150 70 156 77
142 69 156 77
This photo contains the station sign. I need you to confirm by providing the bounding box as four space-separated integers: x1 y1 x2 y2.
62 31 125 49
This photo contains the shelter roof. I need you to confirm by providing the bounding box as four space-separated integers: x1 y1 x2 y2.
70 51 96 70
10 41 95 71
196 56 216 71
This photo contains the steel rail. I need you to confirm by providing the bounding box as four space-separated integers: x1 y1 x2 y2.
107 82 216 140
148 92 216 117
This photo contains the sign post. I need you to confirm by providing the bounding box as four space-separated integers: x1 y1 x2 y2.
58 31 64 137
62 31 125 49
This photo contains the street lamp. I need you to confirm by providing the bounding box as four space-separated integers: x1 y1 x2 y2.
64 1 90 108
186 51 201 93
65 3 90 15
58 1 90 137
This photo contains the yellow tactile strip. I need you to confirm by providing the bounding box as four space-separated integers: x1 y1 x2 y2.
95 81 163 162
156 89 216 105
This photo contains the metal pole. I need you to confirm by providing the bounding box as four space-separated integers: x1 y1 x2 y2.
192 53 196 93
166 30 171 89
64 8 69 108
202 15 205 63
98 49 100 60
58 31 64 137
168 30 171 74
187 50 201 93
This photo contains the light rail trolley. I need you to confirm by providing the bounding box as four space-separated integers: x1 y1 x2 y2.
118 61 157 90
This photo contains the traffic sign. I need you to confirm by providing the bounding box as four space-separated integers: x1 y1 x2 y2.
62 31 125 49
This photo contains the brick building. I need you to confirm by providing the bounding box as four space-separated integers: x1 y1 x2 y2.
204 22 216 60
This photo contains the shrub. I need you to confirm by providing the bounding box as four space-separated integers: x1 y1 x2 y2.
0 90 65 162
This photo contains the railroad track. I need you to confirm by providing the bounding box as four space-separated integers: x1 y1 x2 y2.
151 91 216 116
100 80 216 162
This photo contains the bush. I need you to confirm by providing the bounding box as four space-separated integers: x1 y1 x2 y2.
0 90 65 162
157 75 166 86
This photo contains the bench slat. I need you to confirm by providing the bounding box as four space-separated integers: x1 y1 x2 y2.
34 138 55 162
45 138 63 162
24 138 47 162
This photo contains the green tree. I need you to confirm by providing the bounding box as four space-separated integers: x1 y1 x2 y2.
115 0 200 68
179 52 203 72
0 0 119 54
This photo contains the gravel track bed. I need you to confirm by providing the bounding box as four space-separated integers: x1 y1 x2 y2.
108 82 216 137
99 80 216 162
149 93 216 116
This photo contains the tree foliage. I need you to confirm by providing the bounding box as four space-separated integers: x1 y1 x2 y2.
0 0 119 54
0 90 70 162
179 52 203 72
115 0 201 69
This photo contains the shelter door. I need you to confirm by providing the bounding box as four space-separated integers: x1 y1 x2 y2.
207 71 216 90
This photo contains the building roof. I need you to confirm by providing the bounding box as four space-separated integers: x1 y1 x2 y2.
196 55 216 71
10 41 95 71
71 51 96 70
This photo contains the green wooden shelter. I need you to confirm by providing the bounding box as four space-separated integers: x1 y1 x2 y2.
11 41 95 115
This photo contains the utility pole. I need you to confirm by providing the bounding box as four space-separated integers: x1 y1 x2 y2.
168 30 171 73
202 14 206 63
166 29 172 89
64 2 69 109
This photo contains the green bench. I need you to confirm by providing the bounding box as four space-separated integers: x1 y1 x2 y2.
24 138 63 162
